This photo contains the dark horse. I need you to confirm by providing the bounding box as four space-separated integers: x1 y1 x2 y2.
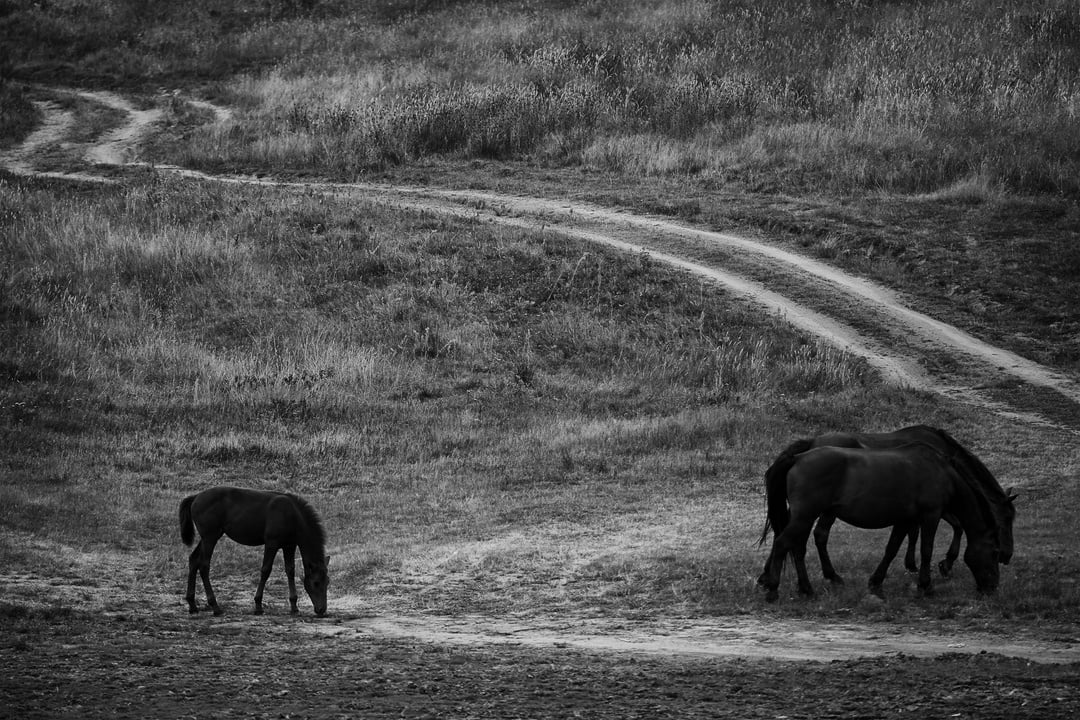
179 487 329 616
758 442 1000 602
761 425 1015 584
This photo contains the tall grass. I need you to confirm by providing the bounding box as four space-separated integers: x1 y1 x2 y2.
7 0 1077 194
160 0 1080 196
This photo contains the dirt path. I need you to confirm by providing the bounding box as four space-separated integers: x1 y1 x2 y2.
324 608 1080 664
5 558 1079 665
4 87 1080 670
6 86 1078 424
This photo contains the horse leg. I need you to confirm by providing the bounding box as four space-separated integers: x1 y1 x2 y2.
868 526 908 598
195 535 223 615
903 527 919 573
758 551 774 588
764 518 815 602
254 544 279 615
939 517 962 577
186 542 203 613
917 518 940 596
790 532 815 598
813 514 844 584
283 545 299 614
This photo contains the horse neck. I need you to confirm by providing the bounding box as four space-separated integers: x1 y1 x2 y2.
948 471 997 542
296 531 324 565
933 428 1007 498
289 499 326 565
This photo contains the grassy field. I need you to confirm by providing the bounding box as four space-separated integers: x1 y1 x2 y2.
2 0 1080 628
3 174 1079 626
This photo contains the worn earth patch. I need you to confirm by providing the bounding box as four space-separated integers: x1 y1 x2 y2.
2 609 1080 719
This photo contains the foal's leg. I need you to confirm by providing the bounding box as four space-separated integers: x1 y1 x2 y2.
186 542 203 614
254 543 280 615
813 514 844 584
283 545 299 614
868 526 909 598
193 535 223 615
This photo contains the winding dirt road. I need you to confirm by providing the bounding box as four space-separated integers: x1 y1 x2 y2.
7 86 1079 421
4 87 1080 671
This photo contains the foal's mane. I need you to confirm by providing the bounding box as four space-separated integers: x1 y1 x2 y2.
287 493 327 560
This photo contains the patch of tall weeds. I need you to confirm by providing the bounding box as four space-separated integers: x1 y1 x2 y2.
163 0 1080 197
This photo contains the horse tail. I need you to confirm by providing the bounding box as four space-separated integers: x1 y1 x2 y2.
759 438 811 545
179 495 196 546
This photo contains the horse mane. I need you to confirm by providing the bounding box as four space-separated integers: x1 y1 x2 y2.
944 450 1000 542
927 426 1008 501
287 493 327 561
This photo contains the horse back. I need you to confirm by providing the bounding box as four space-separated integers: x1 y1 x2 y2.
189 486 293 547
787 444 953 528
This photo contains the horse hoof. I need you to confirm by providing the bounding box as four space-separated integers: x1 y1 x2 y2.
212 605 225 616
254 607 263 616
826 575 845 586
765 590 779 603
868 584 885 599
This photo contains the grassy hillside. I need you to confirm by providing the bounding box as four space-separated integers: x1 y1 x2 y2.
6 0 1077 376
3 175 1079 622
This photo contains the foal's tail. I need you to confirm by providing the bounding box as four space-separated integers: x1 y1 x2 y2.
758 438 811 545
179 495 196 546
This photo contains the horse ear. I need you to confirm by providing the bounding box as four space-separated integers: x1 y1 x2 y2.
1006 487 1018 502
325 554 331 566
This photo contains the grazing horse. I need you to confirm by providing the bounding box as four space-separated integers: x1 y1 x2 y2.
758 443 1000 602
179 487 329 616
762 425 1015 584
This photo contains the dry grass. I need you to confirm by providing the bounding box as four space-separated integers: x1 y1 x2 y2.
134 0 1079 197
3 175 1079 625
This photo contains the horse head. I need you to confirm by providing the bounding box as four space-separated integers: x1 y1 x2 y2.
303 556 330 616
964 536 1000 594
996 488 1018 565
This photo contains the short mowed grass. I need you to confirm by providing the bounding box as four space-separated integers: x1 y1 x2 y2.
3 174 1079 626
